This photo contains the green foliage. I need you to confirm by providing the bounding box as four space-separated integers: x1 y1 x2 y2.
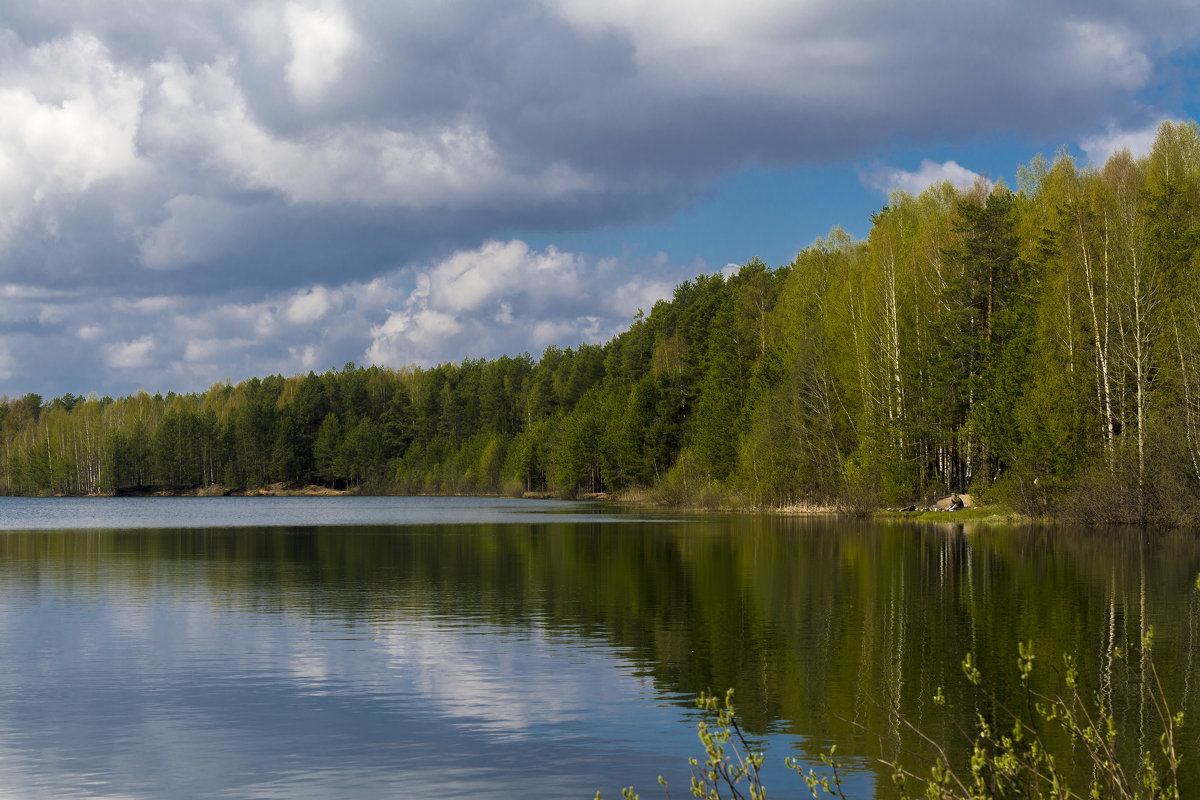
6 123 1200 512
857 633 1185 800
597 689 768 800
649 448 735 509
313 413 344 487
611 631 1187 800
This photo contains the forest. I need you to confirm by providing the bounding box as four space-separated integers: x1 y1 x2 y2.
6 120 1200 524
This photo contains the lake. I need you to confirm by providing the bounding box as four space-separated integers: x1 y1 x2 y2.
0 496 1197 798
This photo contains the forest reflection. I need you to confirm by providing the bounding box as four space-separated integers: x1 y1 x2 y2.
2 518 1197 794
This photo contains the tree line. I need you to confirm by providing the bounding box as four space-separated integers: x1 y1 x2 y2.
6 120 1200 523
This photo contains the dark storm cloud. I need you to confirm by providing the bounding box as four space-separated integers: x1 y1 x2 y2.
1 0 1191 287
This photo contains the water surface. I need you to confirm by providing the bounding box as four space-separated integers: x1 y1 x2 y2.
0 498 1197 797
0 494 663 529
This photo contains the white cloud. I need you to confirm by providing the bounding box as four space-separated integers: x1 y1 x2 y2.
289 344 321 372
125 297 180 314
183 338 221 363
284 285 337 324
1054 20 1151 93
0 285 80 329
283 1 360 104
184 337 255 364
0 33 144 249
364 239 671 366
1080 118 1174 166
138 54 594 211
861 159 986 197
0 284 71 301
606 276 675 319
36 305 71 325
106 335 155 369
495 301 513 325
0 238 685 394
423 240 584 313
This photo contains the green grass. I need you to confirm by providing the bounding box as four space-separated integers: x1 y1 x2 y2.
875 507 1031 524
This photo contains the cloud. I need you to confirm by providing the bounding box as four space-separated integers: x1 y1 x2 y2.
138 195 240 271
282 2 360 104
0 33 144 250
0 238 687 396
544 2 1169 148
1079 118 1175 166
861 159 986 197
0 1 1196 395
0 1 1190 288
1054 20 1150 93
284 285 338 324
365 240 679 365
105 335 155 369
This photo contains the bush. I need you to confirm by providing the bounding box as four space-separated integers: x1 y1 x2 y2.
604 620 1192 800
648 449 739 509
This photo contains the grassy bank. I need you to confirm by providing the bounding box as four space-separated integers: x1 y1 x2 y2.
875 507 1032 524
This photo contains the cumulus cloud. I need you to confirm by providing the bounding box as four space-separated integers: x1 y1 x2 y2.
0 239 685 396
0 1 1190 286
0 33 144 249
365 240 678 365
282 2 360 104
861 159 987 197
284 285 338 324
139 55 589 211
105 336 155 369
1079 118 1175 166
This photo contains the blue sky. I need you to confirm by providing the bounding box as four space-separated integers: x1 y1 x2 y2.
1 1 1198 398
518 132 1193 279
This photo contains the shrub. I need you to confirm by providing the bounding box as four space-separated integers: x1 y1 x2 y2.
603 621 1191 799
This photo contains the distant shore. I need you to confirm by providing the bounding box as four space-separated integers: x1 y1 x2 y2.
22 486 1030 523
112 483 348 498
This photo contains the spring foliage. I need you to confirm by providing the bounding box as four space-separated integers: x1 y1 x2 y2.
606 631 1186 799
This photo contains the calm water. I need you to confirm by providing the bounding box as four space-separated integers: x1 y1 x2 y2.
0 498 1197 798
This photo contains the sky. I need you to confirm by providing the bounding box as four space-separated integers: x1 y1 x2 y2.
1 1 1199 399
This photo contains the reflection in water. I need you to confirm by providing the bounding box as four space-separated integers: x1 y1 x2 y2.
0 509 1198 797
0 558 700 797
0 494 663 530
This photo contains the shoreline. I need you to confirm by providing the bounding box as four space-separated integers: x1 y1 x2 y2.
106 483 349 498
8 486 1032 523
